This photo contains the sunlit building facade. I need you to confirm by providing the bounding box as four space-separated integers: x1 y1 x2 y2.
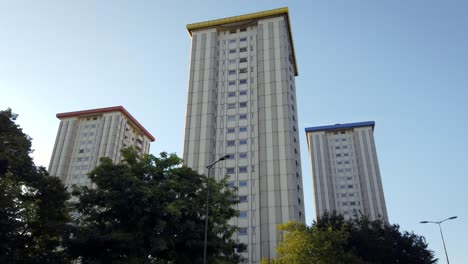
183 7 305 263
305 121 388 222
48 106 155 188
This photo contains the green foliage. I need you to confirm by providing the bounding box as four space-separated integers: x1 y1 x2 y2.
271 221 362 264
68 148 245 263
0 109 71 263
268 212 437 264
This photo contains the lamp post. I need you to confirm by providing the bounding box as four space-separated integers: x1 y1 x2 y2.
203 154 230 264
420 216 457 264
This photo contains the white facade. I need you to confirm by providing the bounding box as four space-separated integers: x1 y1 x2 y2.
184 8 304 263
48 106 154 188
305 121 389 222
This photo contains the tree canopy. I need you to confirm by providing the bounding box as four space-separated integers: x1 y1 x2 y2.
0 109 71 263
67 148 245 263
268 212 437 264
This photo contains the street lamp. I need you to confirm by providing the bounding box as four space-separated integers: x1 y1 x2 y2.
420 216 457 264
203 154 230 264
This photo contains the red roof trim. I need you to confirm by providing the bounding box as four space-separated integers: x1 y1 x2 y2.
56 106 155 142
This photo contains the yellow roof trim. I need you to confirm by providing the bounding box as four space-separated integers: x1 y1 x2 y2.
186 7 299 76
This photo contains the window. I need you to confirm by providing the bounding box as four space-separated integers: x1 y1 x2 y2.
239 126 247 132
228 59 236 64
341 193 347 197
229 30 236 34
337 161 343 165
240 28 247 32
239 139 247 145
238 228 248 235
227 154 235 160
239 47 247 52
227 103 236 109
336 154 342 157
227 181 235 188
240 37 247 42
239 211 248 218
239 180 248 187
239 57 247 63
228 92 236 97
343 146 348 149
76 157 82 162
343 202 348 206
239 167 248 173
239 90 247 96
239 79 247 84
228 81 236 86
227 140 235 146
227 128 235 133
229 49 236 54
344 153 349 156
226 168 235 174
229 39 236 43
239 114 247 120
227 115 235 121
348 185 354 189
239 153 247 159
338 169 344 172
239 68 247 73
239 196 248 202
342 138 347 141
228 70 236 75
349 193 355 197
239 102 247 108
335 146 340 150
345 161 350 164
345 168 352 172
78 149 84 153
340 185 346 189
350 202 356 206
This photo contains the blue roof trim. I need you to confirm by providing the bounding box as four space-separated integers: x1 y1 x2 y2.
305 121 375 133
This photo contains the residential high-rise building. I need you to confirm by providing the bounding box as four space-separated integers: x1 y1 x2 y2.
305 121 388 222
183 7 304 263
48 106 155 188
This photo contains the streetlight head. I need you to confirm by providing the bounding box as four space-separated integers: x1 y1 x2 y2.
220 154 230 161
448 216 458 220
420 221 429 224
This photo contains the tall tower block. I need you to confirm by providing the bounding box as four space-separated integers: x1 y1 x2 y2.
184 8 304 262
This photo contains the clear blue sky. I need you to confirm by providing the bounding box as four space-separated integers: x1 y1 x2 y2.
1 1 467 262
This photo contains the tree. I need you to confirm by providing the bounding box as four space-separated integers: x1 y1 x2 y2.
347 217 437 264
0 109 71 263
68 148 245 263
270 221 363 264
268 212 437 264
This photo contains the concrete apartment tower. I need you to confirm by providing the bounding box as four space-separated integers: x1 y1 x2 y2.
183 7 304 263
48 106 155 188
305 121 388 222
